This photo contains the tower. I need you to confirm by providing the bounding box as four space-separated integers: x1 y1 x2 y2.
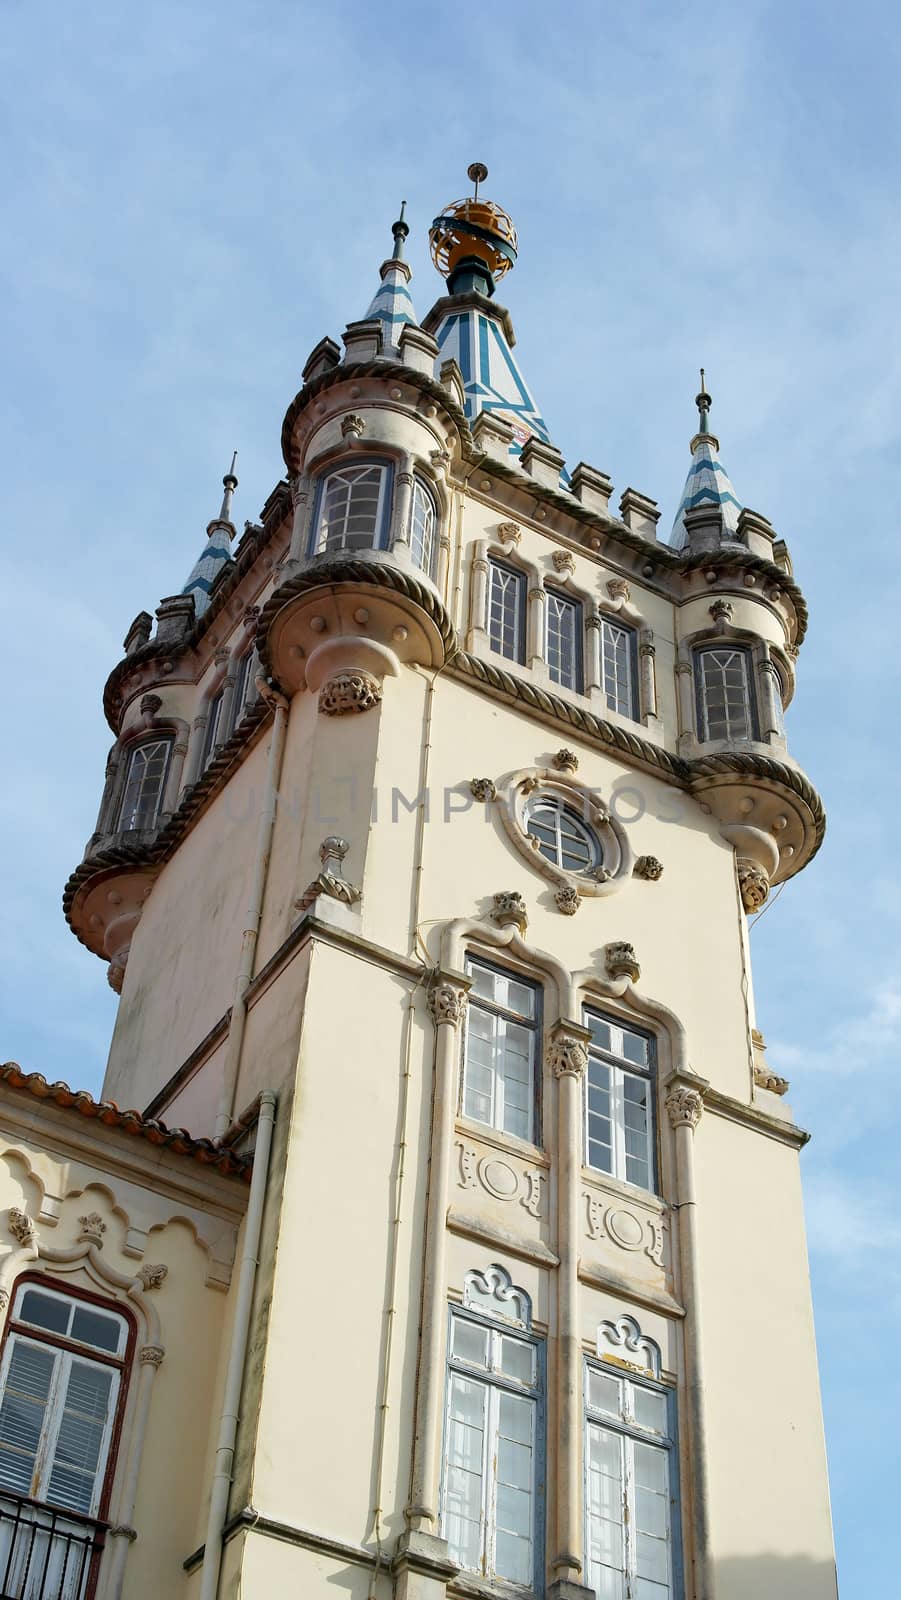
0 171 836 1600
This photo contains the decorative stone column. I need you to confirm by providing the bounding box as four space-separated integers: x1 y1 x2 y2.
640 631 659 720
407 973 471 1538
758 654 785 740
664 1077 715 1600
287 470 313 561
547 1019 594 1599
106 1342 166 1597
469 542 491 648
528 585 547 672
391 457 416 553
585 611 602 693
675 659 697 749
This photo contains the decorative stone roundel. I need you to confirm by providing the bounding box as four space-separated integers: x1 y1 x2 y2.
605 1208 645 1251
479 1160 519 1200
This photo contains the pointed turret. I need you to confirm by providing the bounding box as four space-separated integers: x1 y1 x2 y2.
181 453 238 617
423 165 556 463
669 373 742 548
363 203 419 354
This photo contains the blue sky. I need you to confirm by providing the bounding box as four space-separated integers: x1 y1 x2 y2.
2 2 898 1589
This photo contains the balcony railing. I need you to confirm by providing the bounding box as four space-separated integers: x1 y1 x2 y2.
0 1494 107 1600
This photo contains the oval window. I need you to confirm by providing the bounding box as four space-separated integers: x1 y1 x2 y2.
525 795 600 874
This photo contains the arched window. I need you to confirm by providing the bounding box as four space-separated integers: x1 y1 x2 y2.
409 478 436 574
117 736 172 832
0 1280 132 1597
525 795 600 874
601 618 639 720
311 462 390 556
545 589 583 691
695 645 757 742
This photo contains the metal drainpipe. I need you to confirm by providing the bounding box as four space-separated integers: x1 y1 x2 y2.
214 682 289 1141
199 1089 277 1600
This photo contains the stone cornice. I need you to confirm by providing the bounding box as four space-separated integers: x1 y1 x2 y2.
280 358 472 476
449 650 826 867
255 553 457 682
703 1085 811 1149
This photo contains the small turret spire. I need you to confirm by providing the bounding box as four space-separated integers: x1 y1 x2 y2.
217 451 238 526
668 372 742 548
362 202 419 352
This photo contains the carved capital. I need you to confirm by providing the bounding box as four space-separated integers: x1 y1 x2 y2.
605 942 640 982
710 598 734 629
606 577 631 603
470 777 497 803
428 981 469 1028
528 586 546 604
7 1208 34 1247
665 1084 704 1130
547 1023 590 1080
139 1344 165 1367
551 747 579 774
340 413 365 441
139 692 162 720
633 856 663 881
492 890 528 935
585 612 603 632
319 671 382 716
497 521 521 547
78 1213 106 1246
213 646 230 667
737 859 769 912
552 549 575 575
555 885 580 916
396 470 415 487
289 475 307 509
108 1524 138 1543
138 1263 168 1291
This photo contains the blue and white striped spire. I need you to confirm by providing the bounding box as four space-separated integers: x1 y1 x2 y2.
364 203 418 353
669 373 742 548
182 453 237 618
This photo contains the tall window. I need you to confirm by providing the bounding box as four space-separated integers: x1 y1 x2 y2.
116 737 172 832
695 646 756 742
601 619 638 720
584 1013 656 1192
0 1282 130 1599
546 590 583 691
487 560 526 663
231 650 256 730
201 690 224 770
443 1268 542 1589
585 1362 677 1600
409 478 436 574
312 462 389 556
462 958 539 1143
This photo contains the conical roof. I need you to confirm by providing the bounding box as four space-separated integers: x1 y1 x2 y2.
363 205 418 354
669 376 742 548
181 457 237 618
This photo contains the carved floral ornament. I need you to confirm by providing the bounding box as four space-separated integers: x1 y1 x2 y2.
738 859 770 912
428 980 469 1027
546 1026 590 1080
492 890 528 935
470 777 498 803
8 1208 35 1246
318 670 382 716
664 1083 704 1130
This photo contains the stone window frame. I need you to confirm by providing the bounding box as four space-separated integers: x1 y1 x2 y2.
460 952 544 1150
594 580 659 729
677 621 790 756
306 456 394 559
581 1008 660 1196
96 720 187 844
497 768 634 903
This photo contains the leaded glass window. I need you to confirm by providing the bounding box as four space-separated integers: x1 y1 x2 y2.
462 958 539 1143
410 478 436 574
443 1305 542 1588
546 590 582 691
488 560 526 663
202 690 224 770
585 1363 677 1600
525 795 600 874
231 650 256 730
117 737 172 832
696 646 756 742
312 462 389 555
583 1012 656 1192
602 620 638 720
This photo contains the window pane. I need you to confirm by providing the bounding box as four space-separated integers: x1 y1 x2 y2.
18 1291 70 1338
0 1341 55 1494
495 1393 534 1584
498 1336 535 1386
633 1387 668 1437
546 591 582 690
317 465 386 554
602 620 637 719
526 796 599 873
488 561 525 664
410 480 435 573
588 1369 622 1418
118 738 171 831
445 1374 486 1572
587 1423 625 1596
452 1319 489 1371
47 1361 114 1515
699 648 754 741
